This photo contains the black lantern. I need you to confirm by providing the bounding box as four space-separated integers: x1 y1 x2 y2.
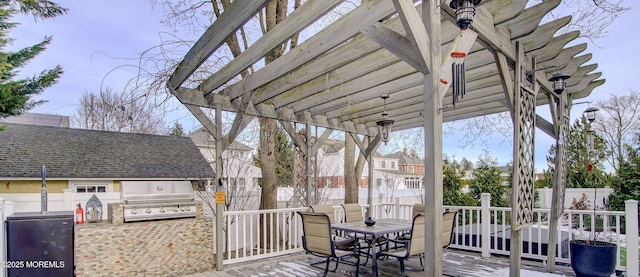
583 107 599 123
450 0 481 30
376 94 394 145
548 72 571 94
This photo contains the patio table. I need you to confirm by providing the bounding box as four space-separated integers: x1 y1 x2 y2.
331 218 412 277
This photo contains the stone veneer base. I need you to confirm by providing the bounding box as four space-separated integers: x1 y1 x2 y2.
74 202 213 276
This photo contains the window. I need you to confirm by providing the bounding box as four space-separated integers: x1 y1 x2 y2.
75 184 107 193
380 161 386 168
404 177 421 189
238 178 246 191
376 178 382 188
391 161 396 169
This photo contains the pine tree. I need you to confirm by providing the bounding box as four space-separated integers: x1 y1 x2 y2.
608 144 640 211
0 0 66 120
469 153 508 207
253 126 294 187
166 122 185 136
443 158 477 206
543 116 609 189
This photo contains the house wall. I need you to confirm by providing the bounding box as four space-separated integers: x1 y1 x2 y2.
74 202 213 277
0 180 68 193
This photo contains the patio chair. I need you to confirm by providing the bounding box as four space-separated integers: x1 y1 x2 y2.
388 203 425 250
341 203 364 222
310 205 358 270
382 210 459 276
392 208 457 248
297 211 360 277
378 213 426 277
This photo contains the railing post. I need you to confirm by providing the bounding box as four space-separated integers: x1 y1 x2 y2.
481 193 491 258
625 200 638 277
63 189 72 210
395 197 400 219
0 198 4 277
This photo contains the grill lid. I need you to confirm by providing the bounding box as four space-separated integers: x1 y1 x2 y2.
120 181 195 204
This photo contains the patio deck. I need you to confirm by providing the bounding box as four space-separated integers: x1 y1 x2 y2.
185 249 577 277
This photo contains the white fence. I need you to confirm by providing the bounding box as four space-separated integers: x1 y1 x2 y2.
0 190 121 221
218 196 639 276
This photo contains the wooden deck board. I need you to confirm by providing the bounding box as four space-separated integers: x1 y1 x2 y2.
184 249 576 276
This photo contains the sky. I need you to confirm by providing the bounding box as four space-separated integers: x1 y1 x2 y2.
11 1 640 172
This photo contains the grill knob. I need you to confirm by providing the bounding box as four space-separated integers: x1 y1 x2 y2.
159 207 165 213
145 207 152 214
131 209 138 215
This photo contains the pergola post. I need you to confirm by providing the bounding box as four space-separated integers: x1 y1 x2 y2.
509 41 537 277
215 104 224 271
547 86 570 272
423 0 443 276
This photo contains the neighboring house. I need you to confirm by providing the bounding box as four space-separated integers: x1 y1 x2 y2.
315 139 405 192
0 123 214 194
384 148 425 189
188 128 261 191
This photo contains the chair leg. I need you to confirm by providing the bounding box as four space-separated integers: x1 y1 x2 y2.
310 256 339 273
354 253 360 276
323 257 331 277
399 258 407 277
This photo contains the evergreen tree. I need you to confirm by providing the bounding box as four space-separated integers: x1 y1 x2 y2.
608 144 640 211
166 122 185 136
543 116 609 189
0 0 66 120
469 153 508 207
443 158 477 206
254 126 294 187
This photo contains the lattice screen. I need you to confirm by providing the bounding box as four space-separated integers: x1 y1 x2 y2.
513 85 536 230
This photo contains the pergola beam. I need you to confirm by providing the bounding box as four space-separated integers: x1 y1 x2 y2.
168 0 270 89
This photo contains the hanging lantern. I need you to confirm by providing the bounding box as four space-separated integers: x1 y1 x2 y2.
450 0 481 30
85 194 103 223
376 94 394 145
583 107 599 123
451 51 467 107
548 72 571 94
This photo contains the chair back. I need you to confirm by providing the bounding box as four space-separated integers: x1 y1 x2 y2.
442 210 458 248
412 204 425 218
298 211 334 256
408 213 426 256
310 205 337 224
341 203 363 223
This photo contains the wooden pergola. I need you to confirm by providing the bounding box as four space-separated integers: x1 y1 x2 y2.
167 0 603 276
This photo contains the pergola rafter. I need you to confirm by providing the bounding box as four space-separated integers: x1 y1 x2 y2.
168 0 604 276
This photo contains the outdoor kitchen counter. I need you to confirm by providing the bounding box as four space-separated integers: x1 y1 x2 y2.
73 202 214 277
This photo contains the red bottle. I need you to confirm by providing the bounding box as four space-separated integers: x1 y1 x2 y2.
75 203 84 224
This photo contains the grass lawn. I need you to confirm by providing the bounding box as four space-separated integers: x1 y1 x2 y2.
620 247 626 266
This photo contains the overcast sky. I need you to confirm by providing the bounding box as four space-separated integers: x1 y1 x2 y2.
11 1 640 172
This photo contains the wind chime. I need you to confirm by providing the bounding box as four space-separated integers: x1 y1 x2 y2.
451 50 466 107
448 0 481 107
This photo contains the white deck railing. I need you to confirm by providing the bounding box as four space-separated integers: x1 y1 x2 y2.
219 196 638 275
222 207 307 264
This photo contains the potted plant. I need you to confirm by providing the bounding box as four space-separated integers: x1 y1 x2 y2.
569 107 617 277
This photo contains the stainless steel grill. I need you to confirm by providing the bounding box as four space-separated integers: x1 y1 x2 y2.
120 181 196 222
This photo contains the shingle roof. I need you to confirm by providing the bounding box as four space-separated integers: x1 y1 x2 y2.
0 124 215 179
385 151 423 165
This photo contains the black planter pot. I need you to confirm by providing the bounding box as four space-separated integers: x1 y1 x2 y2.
570 240 617 277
